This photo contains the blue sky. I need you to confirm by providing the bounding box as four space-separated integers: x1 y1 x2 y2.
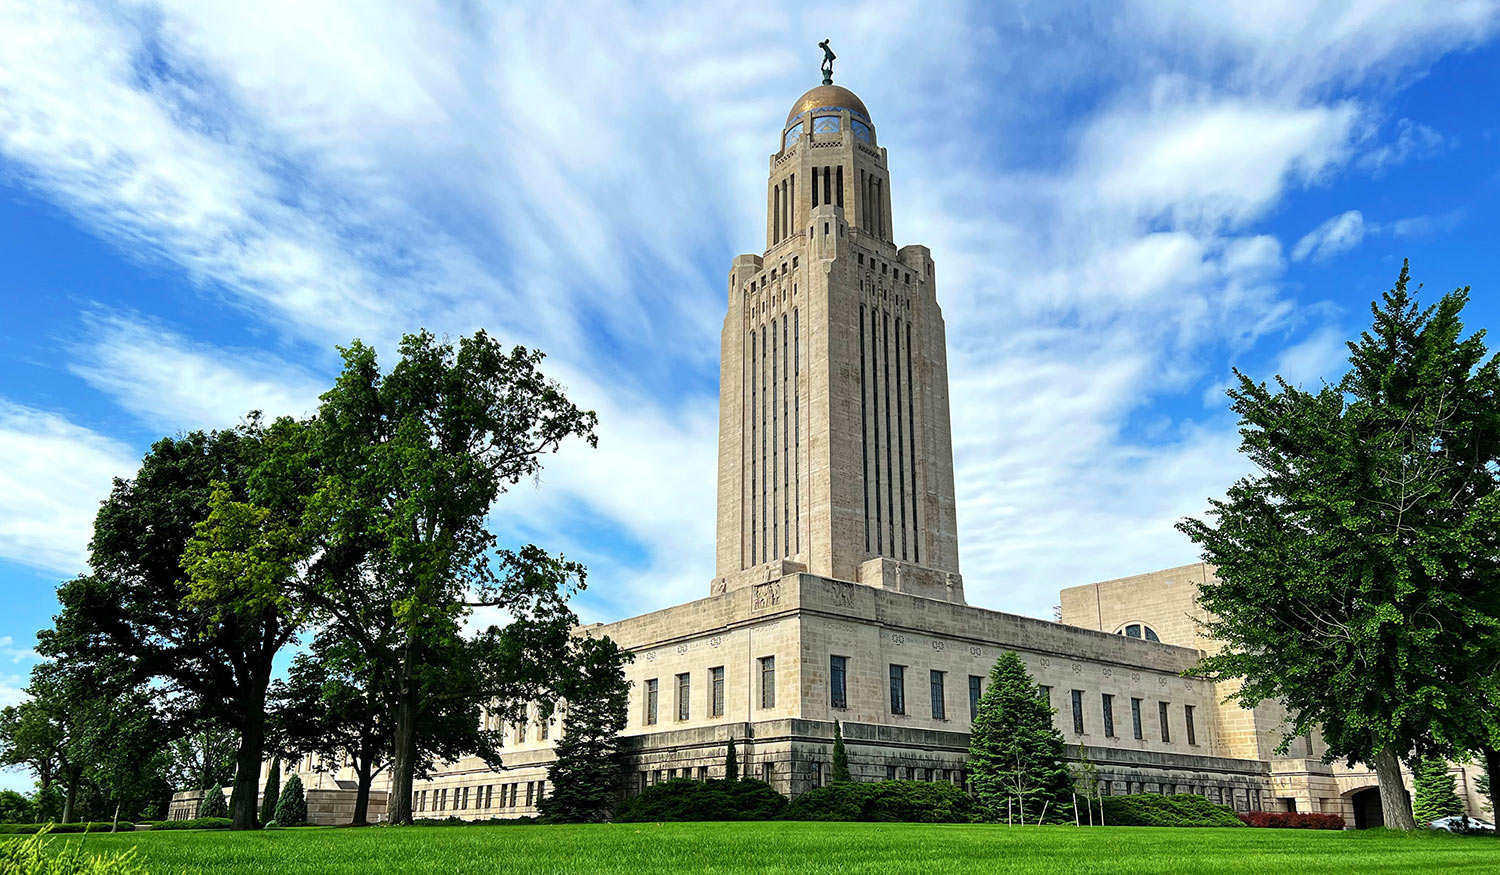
2 1 1499 789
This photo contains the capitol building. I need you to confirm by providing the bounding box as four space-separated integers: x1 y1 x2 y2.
223 74 1485 830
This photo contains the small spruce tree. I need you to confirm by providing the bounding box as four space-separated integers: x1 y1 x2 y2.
198 784 229 819
725 737 739 781
1412 757 1465 823
1476 771 1491 815
259 760 282 826
967 651 1073 824
273 773 307 826
539 637 631 823
831 720 851 783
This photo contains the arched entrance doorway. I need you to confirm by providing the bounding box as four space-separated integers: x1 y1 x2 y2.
1350 787 1383 829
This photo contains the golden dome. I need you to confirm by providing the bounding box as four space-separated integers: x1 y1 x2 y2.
786 84 870 126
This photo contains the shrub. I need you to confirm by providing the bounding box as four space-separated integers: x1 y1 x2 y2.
1100 794 1244 827
0 789 35 824
613 778 786 822
274 774 307 826
1240 811 1345 829
198 785 228 819
145 817 233 831
0 827 148 874
0 823 136 835
784 781 978 823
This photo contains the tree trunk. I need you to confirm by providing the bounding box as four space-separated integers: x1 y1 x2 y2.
111 800 121 833
61 767 80 824
229 674 270 831
1372 746 1416 830
1481 745 1500 827
388 692 419 824
351 758 373 826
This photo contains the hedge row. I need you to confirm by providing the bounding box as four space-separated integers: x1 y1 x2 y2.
782 780 978 823
614 779 786 822
0 822 135 835
410 816 539 826
1099 794 1244 828
145 817 233 831
1240 811 1345 830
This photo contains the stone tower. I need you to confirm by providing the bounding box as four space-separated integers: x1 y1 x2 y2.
712 80 963 604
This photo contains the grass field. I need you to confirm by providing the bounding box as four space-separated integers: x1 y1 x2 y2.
14 821 1498 874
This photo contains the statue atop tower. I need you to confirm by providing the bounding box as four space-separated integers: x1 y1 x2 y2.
819 39 836 85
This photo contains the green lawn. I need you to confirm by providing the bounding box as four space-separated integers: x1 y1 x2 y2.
15 822 1498 874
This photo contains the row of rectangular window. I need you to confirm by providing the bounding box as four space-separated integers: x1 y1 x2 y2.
414 781 544 813
1054 687 1197 745
883 663 984 722
643 663 750 726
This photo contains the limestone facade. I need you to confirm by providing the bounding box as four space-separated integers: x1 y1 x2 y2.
1060 562 1492 824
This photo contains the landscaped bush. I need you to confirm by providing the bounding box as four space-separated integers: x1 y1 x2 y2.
1240 811 1345 830
783 781 978 823
144 817 233 831
0 822 136 835
198 785 229 819
0 828 148 874
273 774 307 826
613 778 786 822
1100 794 1244 827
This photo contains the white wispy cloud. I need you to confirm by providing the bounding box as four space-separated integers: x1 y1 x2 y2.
0 402 138 576
1293 210 1367 261
0 0 1495 623
69 311 327 434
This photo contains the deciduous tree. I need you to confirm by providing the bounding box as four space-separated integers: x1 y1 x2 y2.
1179 263 1500 831
309 331 597 824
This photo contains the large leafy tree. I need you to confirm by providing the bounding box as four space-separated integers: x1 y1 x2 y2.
0 699 64 796
309 330 597 824
967 651 1072 824
539 635 631 823
1179 263 1500 831
38 418 316 830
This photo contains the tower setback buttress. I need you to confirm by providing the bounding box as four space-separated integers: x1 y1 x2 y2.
712 81 963 605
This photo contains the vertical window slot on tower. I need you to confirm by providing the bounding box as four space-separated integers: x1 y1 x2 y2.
812 167 820 208
860 305 870 552
872 307 883 554
895 317 907 561
749 329 757 565
782 314 790 557
771 323 778 558
836 166 844 208
907 321 919 564
761 325 768 563
794 308 800 555
823 167 832 208
883 311 895 553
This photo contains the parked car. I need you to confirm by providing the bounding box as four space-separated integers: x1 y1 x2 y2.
1428 815 1495 833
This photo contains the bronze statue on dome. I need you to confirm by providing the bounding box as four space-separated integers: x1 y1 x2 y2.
819 39 836 85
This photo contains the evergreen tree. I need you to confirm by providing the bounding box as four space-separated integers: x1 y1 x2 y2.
725 737 739 781
539 637 631 823
198 784 229 818
1412 757 1465 823
258 760 281 826
1476 771 1491 815
273 773 306 826
967 651 1072 824
1179 263 1500 830
831 720 851 783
